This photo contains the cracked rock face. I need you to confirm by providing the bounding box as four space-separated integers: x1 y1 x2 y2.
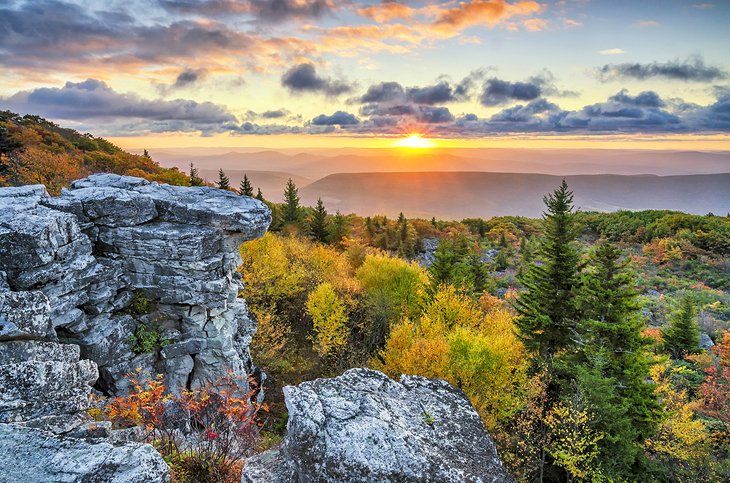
243 368 513 483
0 174 271 395
0 289 169 482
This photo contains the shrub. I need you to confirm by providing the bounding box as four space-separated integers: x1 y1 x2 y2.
105 372 266 483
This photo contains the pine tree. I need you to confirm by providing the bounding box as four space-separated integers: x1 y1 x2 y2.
283 178 300 224
573 242 660 477
428 240 454 288
514 180 581 366
663 297 701 359
189 163 204 186
216 168 230 190
499 231 509 248
255 188 265 201
239 174 253 196
309 198 329 243
328 210 347 245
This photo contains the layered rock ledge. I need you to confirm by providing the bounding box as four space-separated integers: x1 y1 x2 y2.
0 174 271 395
0 289 169 482
243 368 513 483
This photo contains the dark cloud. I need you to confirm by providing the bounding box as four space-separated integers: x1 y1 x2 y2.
311 111 359 126
608 89 664 107
173 68 208 88
262 109 289 118
282 63 353 96
407 82 457 105
0 0 260 77
160 0 334 22
417 106 455 123
249 0 334 22
480 78 542 106
346 89 730 136
479 72 576 107
360 82 406 103
2 79 237 134
597 56 727 82
357 74 480 105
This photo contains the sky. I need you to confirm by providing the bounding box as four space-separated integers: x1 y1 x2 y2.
1 0 729 149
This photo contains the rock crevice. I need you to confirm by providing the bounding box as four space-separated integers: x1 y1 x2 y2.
0 174 271 395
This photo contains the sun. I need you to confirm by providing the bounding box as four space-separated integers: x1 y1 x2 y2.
394 133 434 149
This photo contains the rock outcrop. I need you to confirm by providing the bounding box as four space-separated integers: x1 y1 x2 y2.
0 174 271 395
0 289 169 482
243 368 513 483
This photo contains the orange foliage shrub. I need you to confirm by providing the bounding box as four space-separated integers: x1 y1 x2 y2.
105 371 266 482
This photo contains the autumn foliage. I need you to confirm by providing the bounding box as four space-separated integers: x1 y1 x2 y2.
105 372 266 483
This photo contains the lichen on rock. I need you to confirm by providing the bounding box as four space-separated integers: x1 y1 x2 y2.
0 174 271 395
243 368 514 483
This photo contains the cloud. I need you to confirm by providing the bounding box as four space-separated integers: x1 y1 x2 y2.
635 20 658 27
281 63 353 96
599 48 625 55
357 2 414 22
2 78 238 134
346 89 730 136
480 78 542 106
597 56 727 82
161 0 335 22
417 106 455 123
693 3 715 9
433 0 544 33
311 111 359 126
172 68 208 88
407 81 460 105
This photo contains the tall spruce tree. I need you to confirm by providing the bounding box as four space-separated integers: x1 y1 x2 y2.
328 210 347 244
283 178 300 224
189 163 204 186
573 242 660 478
216 168 230 190
663 297 701 358
310 198 329 243
239 174 253 196
514 180 581 366
255 188 265 201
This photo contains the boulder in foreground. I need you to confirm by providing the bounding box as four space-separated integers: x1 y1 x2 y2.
243 368 513 483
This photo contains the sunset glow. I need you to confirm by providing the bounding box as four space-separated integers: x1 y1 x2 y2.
0 0 727 150
395 134 434 149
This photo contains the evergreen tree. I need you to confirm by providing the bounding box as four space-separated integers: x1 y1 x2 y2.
239 174 253 196
283 178 300 224
514 180 581 367
189 163 204 186
494 248 509 271
309 198 329 243
663 297 701 359
142 149 151 159
573 242 660 478
216 168 230 190
255 188 265 201
365 216 374 238
499 231 509 248
431 216 438 228
328 210 347 244
428 241 454 288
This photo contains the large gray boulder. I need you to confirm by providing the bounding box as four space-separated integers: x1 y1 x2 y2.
0 175 270 396
0 424 169 483
243 368 513 483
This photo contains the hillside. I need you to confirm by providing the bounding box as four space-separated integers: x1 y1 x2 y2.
300 171 730 219
197 168 311 197
152 147 730 179
0 111 187 194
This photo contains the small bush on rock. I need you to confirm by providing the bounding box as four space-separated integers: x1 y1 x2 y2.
105 371 266 482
